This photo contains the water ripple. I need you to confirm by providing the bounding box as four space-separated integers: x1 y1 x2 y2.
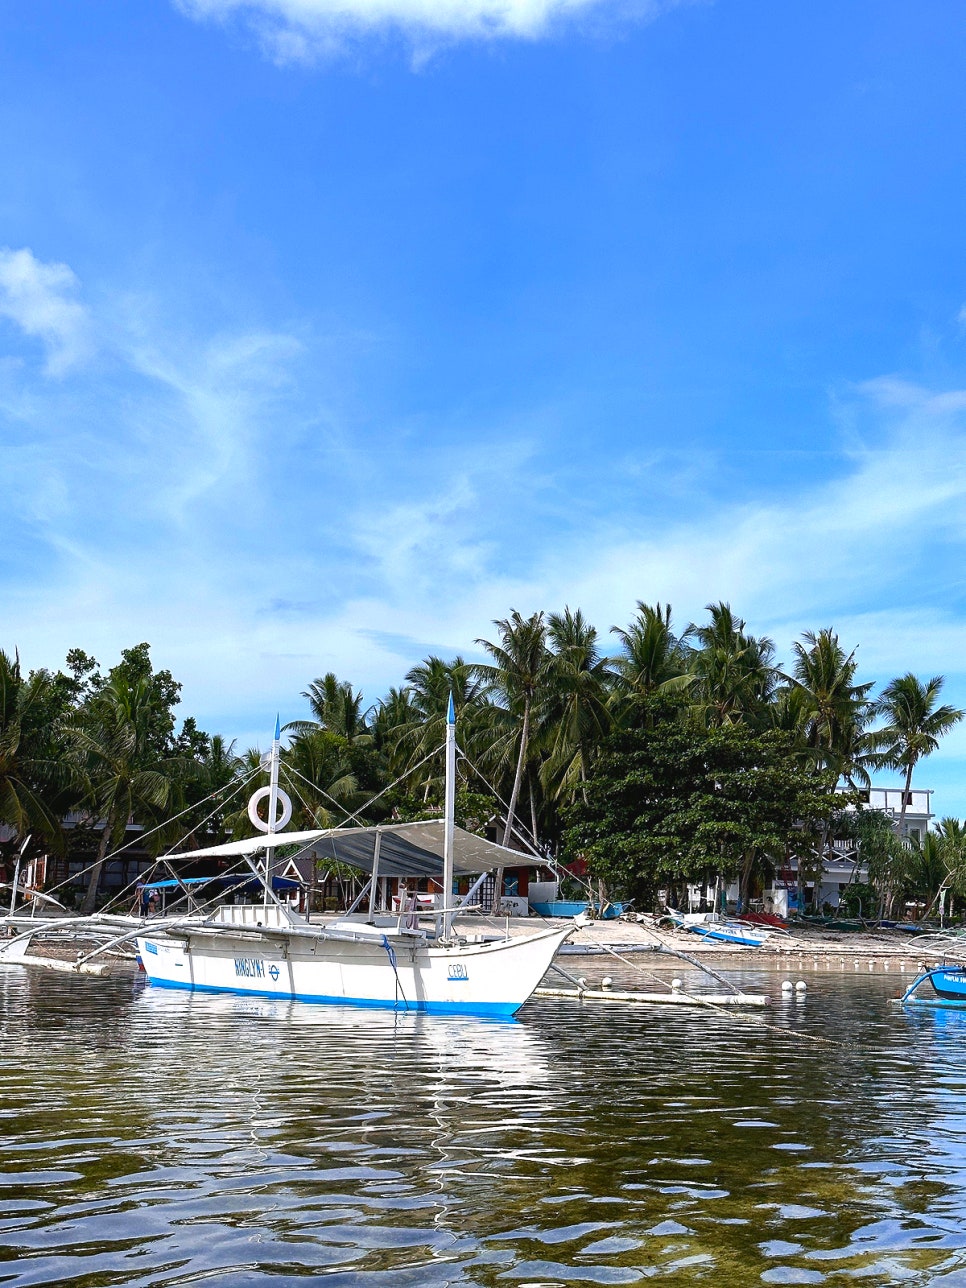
2 965 966 1284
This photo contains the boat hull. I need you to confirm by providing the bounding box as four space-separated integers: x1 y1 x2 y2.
688 924 766 947
665 912 767 947
136 921 575 1017
529 900 589 918
929 966 966 1000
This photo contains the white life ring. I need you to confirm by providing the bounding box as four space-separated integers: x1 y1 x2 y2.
247 786 293 833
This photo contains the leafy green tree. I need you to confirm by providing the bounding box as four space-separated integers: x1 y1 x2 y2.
68 655 184 913
563 717 838 909
839 881 876 918
0 650 69 847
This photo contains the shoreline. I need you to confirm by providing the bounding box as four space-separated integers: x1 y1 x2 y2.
7 913 959 980
545 914 960 972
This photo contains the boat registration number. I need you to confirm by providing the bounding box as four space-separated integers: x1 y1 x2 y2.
235 957 266 979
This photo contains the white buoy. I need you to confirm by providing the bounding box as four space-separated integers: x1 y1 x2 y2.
781 980 793 993
601 976 613 989
795 981 807 992
671 978 683 990
577 977 587 989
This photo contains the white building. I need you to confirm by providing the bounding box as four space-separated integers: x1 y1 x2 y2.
864 787 932 846
769 784 934 913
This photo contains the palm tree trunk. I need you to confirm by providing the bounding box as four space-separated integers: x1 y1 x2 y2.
898 763 914 839
494 699 531 910
885 764 915 920
501 699 531 847
739 848 755 911
81 818 115 915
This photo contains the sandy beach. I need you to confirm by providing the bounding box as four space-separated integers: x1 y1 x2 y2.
543 913 961 977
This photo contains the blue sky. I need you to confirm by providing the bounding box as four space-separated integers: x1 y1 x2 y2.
4 0 966 812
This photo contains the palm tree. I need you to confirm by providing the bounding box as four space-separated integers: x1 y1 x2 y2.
787 629 875 787
871 674 965 839
281 728 362 828
68 674 181 914
926 818 966 921
610 602 693 721
540 608 613 804
685 602 777 728
388 657 487 799
290 673 373 745
371 687 418 752
475 610 552 849
906 831 948 917
164 733 245 851
0 650 66 844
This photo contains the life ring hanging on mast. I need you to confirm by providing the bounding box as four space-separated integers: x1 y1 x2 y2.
249 715 292 833
248 785 292 833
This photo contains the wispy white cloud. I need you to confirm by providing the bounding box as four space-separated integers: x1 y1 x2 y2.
174 0 675 61
520 378 966 667
0 248 92 377
6 253 966 790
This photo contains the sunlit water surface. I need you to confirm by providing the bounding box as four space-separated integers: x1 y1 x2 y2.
1 961 965 1286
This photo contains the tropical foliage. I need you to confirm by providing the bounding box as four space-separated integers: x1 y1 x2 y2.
1 601 963 915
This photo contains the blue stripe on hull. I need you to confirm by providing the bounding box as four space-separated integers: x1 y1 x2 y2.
143 975 522 1017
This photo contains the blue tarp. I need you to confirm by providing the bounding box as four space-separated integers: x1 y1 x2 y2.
139 874 302 892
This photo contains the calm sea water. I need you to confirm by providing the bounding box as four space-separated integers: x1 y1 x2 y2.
1 959 965 1287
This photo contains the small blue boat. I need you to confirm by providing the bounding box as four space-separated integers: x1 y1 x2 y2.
665 909 769 947
685 921 767 947
529 900 589 918
596 901 624 920
900 963 966 1007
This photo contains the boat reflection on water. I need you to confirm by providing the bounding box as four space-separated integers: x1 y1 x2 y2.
10 970 966 1286
129 976 554 1094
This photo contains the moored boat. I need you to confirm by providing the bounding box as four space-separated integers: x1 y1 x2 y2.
899 962 966 1008
2 700 584 1018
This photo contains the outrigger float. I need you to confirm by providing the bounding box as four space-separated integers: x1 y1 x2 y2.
0 705 768 1015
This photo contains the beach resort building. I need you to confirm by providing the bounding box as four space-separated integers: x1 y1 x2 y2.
766 785 934 914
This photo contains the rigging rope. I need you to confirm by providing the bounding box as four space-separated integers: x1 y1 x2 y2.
381 934 409 1009
29 766 262 912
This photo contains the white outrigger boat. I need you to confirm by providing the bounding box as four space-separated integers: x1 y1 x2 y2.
2 703 775 1014
2 700 582 1018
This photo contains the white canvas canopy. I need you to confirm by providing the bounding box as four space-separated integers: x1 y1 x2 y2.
169 819 539 880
